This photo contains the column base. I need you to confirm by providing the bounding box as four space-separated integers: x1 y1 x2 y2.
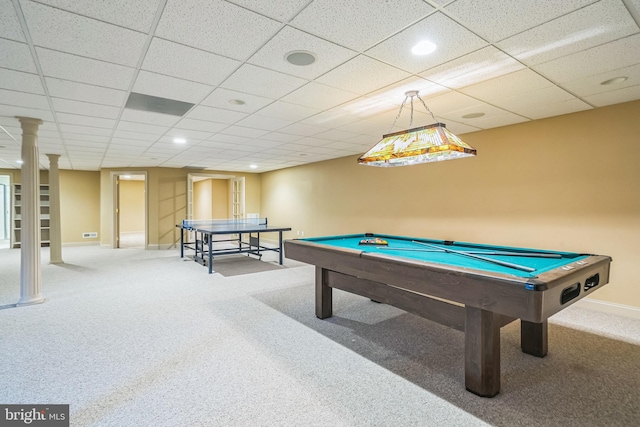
17 296 45 306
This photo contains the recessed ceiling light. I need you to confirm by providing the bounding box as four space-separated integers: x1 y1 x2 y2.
285 50 316 66
299 153 307 156
229 99 246 105
16 160 23 164
173 137 186 144
600 76 628 85
249 164 258 169
411 40 437 56
462 112 485 119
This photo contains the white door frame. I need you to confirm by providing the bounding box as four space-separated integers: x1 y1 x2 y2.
110 171 148 249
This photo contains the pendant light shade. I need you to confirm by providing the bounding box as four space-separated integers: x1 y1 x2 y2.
358 91 477 167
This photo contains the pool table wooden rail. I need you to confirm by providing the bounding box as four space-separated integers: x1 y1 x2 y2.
284 238 612 397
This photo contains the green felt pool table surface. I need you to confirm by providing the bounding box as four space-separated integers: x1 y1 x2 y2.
304 233 588 279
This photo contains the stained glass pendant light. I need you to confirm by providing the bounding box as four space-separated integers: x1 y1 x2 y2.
358 90 477 167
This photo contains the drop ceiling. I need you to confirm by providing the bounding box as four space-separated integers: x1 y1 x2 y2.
0 0 639 173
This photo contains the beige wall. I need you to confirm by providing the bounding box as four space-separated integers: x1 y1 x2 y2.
211 179 229 218
60 170 100 244
261 100 640 309
193 179 230 219
119 180 145 233
193 179 212 220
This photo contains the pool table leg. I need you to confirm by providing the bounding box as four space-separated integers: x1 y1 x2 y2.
465 306 501 397
316 267 332 319
521 320 548 357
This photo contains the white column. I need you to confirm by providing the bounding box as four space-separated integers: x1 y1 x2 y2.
46 154 63 264
16 116 44 306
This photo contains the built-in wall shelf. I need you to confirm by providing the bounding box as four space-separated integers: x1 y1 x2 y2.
11 183 50 248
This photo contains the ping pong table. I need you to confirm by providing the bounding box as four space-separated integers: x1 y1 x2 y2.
177 218 292 274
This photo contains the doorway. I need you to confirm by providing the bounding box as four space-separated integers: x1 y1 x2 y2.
112 172 147 249
187 173 244 221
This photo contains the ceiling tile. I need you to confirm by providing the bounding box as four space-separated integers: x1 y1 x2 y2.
63 133 110 143
201 88 274 114
256 101 321 122
221 64 308 100
0 88 49 110
32 0 161 32
163 128 213 141
258 132 301 143
559 63 640 97
281 82 359 110
418 91 484 116
459 69 554 101
133 70 214 104
0 39 36 73
444 0 598 42
421 46 525 89
173 118 228 133
363 77 449 109
366 12 488 74
0 105 54 122
514 98 592 120
51 98 120 119
116 121 169 134
119 109 182 126
0 68 44 94
142 38 241 86
112 129 159 141
155 0 281 60
36 47 135 89
234 114 293 132
438 103 521 125
218 126 270 139
1 0 25 42
45 78 127 106
496 0 639 66
185 105 247 125
583 84 640 107
22 1 147 67
226 0 309 22
533 34 640 82
278 122 328 137
289 0 435 51
248 26 357 79
459 114 530 129
59 124 113 136
316 55 411 95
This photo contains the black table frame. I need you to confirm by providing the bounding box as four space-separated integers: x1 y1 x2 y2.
178 222 291 274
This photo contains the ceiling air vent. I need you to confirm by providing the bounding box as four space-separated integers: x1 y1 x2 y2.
125 92 195 116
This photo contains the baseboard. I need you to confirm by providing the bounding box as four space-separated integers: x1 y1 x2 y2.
575 298 640 320
62 241 100 247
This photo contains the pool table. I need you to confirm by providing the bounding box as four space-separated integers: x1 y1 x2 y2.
284 234 612 397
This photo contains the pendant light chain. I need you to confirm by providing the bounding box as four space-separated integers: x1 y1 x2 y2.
416 93 438 123
387 94 410 134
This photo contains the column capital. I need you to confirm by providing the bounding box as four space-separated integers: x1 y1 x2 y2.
15 116 43 136
46 153 61 162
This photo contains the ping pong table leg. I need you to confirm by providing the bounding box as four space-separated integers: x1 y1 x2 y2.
208 233 213 274
180 227 184 258
279 231 284 265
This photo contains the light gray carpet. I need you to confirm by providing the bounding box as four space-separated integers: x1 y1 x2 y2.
185 254 287 276
0 246 639 427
